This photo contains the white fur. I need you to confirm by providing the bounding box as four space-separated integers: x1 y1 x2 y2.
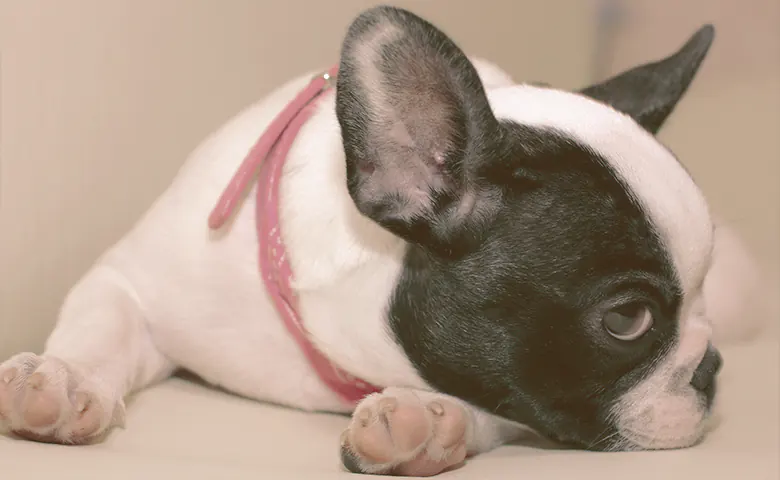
0 58 760 456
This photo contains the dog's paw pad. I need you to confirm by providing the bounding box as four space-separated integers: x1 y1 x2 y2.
0 353 122 444
341 390 468 476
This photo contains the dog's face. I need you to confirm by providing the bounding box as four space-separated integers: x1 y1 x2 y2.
335 7 721 451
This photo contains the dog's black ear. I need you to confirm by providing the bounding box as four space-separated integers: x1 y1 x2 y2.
336 6 502 254
579 25 715 134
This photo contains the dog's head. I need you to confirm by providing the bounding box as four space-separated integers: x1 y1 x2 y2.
335 6 721 451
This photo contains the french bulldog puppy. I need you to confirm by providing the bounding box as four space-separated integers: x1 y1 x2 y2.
0 6 763 477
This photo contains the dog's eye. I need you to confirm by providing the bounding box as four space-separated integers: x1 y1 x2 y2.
603 302 654 341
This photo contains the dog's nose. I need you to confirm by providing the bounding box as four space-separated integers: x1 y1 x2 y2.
690 344 722 393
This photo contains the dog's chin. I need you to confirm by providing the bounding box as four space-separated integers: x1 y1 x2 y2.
610 408 718 452
532 407 715 453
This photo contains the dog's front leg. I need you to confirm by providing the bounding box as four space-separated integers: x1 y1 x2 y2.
340 387 524 477
0 265 175 444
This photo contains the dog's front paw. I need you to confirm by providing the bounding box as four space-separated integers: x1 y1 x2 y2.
340 388 469 477
0 353 124 444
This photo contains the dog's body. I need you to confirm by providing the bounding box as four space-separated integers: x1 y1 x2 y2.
0 7 764 477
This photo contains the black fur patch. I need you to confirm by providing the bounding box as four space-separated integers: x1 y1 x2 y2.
388 125 681 449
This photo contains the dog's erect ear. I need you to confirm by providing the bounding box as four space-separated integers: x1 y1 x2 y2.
579 25 715 134
336 6 502 254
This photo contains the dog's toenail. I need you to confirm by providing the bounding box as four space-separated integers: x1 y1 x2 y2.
74 392 90 413
358 408 372 426
27 373 45 390
428 402 444 416
378 397 398 413
2 369 16 384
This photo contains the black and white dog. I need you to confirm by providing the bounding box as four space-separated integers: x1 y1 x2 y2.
0 6 762 477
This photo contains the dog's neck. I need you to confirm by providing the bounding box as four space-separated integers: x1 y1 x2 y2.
279 93 407 293
274 92 425 391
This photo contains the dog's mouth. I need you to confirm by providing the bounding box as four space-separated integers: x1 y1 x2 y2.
611 410 717 452
614 427 707 451
548 428 707 453
537 406 716 453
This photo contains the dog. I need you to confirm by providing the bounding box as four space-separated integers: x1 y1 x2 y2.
0 5 764 477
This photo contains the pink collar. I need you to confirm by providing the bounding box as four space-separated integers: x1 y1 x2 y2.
208 67 382 406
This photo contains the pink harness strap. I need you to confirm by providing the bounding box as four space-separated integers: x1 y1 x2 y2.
208 67 382 406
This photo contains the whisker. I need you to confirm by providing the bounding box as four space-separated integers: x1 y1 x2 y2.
587 430 621 450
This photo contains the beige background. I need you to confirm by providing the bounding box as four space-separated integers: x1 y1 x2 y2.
1 0 778 360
